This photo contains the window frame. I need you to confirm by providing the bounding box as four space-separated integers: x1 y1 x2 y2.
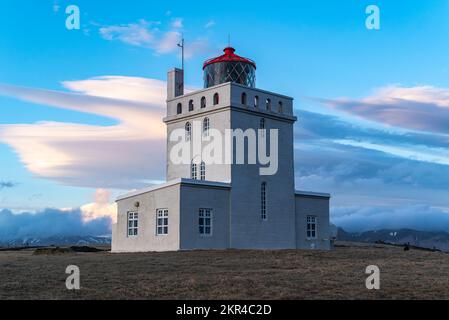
177 103 182 114
127 211 138 237
203 117 210 137
185 122 192 141
261 182 267 221
199 208 213 236
191 162 198 180
200 161 206 181
306 215 317 240
260 118 266 138
241 92 247 105
201 96 206 108
156 209 169 236
189 99 194 112
266 98 271 111
213 93 219 105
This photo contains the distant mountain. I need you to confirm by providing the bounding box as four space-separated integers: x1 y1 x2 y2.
337 228 449 252
0 235 111 247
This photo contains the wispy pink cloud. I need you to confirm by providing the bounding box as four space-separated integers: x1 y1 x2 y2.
0 76 167 189
320 85 449 134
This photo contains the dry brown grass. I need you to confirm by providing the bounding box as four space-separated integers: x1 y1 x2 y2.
1 242 449 300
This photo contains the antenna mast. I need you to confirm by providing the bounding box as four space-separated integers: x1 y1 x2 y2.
177 35 185 71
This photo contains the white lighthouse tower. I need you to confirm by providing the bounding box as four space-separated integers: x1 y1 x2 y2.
112 47 332 252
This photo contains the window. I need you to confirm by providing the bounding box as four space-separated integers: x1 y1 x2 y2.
189 100 194 112
260 118 266 138
156 209 169 235
203 118 210 137
261 182 267 220
127 212 138 236
199 208 212 236
241 92 247 105
191 162 198 179
307 216 317 239
201 96 206 108
200 161 206 180
185 122 191 141
213 93 219 105
278 101 283 113
254 95 259 108
266 98 271 111
177 103 182 114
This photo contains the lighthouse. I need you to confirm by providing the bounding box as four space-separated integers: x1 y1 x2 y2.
112 46 332 252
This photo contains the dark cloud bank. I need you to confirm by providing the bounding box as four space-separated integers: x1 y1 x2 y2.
0 208 111 241
332 205 449 233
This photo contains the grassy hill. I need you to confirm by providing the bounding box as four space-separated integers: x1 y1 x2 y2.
1 242 449 299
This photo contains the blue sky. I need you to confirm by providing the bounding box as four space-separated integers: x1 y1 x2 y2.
1 0 449 238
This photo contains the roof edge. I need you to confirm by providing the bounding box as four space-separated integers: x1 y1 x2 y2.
116 178 231 201
295 190 331 198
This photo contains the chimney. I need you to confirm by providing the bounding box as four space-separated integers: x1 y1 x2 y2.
167 68 184 100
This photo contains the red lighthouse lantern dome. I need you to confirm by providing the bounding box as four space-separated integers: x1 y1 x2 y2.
203 47 256 88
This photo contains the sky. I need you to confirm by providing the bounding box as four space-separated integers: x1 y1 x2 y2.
1 0 449 239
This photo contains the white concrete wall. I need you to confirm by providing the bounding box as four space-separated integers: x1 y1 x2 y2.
179 184 231 250
230 83 294 116
229 109 297 249
165 109 232 183
295 194 331 250
112 184 181 253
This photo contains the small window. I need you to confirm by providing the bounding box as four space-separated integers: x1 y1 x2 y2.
191 162 198 180
278 101 283 113
177 103 182 114
241 92 247 105
203 118 210 137
307 216 317 239
189 100 194 112
156 209 169 235
127 212 138 236
266 98 271 111
254 95 259 108
199 208 212 236
261 183 267 221
201 96 206 108
185 122 191 141
213 93 219 105
200 161 206 180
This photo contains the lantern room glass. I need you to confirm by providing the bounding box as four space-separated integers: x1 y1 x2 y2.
203 61 256 88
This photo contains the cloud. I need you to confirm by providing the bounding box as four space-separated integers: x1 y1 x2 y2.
171 18 183 29
0 181 17 189
332 205 449 233
156 31 182 54
52 0 60 13
0 208 111 241
204 20 215 28
80 189 117 223
0 76 167 189
294 110 449 210
99 20 158 47
99 19 209 58
320 85 449 134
